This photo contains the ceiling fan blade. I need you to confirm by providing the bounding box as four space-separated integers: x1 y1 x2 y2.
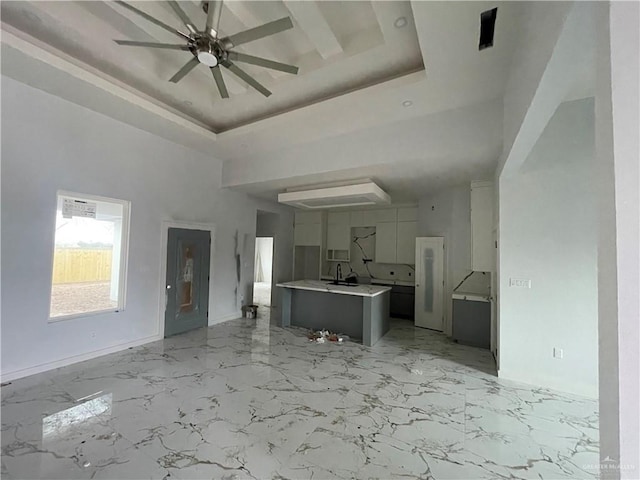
115 40 190 50
223 60 271 97
211 67 229 99
168 1 197 34
115 1 189 41
228 52 298 75
205 1 223 38
223 17 293 48
169 57 200 83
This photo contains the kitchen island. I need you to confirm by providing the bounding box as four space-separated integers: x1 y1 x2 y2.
277 280 391 346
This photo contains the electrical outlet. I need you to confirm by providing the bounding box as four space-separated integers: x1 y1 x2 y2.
390 271 395 276
90 332 96 339
509 278 531 288
553 347 563 359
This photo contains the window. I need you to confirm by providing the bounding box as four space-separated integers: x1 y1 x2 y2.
49 191 130 320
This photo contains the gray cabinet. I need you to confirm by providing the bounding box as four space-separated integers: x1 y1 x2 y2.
390 285 415 319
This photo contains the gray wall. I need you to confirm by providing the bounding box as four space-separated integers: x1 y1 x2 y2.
498 98 598 397
0 76 293 379
417 184 472 335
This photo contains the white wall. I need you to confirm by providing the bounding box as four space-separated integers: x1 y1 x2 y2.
417 185 472 335
0 76 293 380
595 2 640 476
497 1 573 175
222 100 502 188
499 98 598 397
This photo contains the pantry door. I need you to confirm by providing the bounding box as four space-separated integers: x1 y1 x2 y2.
414 237 444 331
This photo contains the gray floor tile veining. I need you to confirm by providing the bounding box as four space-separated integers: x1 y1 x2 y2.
2 317 599 479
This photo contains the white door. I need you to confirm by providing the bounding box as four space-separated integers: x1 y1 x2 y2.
415 237 444 331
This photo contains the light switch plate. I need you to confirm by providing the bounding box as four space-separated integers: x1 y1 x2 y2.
509 278 531 288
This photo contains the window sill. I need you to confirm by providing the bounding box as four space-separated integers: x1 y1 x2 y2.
48 308 122 323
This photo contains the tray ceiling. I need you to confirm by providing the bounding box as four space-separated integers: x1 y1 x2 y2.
1 1 423 132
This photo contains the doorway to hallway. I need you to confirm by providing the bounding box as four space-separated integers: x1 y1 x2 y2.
253 237 274 307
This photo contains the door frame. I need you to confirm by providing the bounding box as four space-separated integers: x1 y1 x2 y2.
158 220 216 337
254 235 275 307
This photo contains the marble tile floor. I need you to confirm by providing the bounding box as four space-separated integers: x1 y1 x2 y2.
1 317 599 480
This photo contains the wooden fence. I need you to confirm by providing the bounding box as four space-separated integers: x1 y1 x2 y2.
52 248 113 284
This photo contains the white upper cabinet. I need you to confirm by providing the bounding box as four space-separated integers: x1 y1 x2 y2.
326 211 351 252
375 222 397 263
350 210 366 227
294 211 322 246
364 208 397 225
470 181 494 272
396 221 417 264
327 211 350 225
326 224 351 250
397 207 417 222
293 206 418 263
295 211 322 225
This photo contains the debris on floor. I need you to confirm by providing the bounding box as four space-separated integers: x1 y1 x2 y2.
307 329 349 343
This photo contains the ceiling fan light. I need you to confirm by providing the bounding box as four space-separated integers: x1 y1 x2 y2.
197 50 218 67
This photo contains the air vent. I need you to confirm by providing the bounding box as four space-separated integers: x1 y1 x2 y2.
278 182 391 210
479 7 498 50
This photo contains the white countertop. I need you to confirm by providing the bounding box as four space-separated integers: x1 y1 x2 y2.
320 276 414 287
277 280 391 298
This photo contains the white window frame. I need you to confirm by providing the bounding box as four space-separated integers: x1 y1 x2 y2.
48 190 131 322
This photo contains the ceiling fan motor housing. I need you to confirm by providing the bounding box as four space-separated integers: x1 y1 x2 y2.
190 36 225 67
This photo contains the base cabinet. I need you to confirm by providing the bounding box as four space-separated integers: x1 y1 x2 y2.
389 285 415 319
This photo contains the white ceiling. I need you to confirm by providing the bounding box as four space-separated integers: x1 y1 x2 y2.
1 1 533 202
0 0 423 132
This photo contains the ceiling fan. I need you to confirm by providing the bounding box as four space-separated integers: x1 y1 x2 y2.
113 0 299 98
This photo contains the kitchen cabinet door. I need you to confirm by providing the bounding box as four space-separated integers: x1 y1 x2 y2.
375 222 397 263
471 182 494 271
350 210 366 227
396 221 417 264
364 208 396 225
397 207 417 222
328 211 350 225
294 223 321 246
327 222 351 250
295 211 322 225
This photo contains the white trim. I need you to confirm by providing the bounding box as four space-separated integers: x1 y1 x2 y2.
498 368 598 399
1 26 216 142
0 334 161 383
212 311 243 325
159 220 217 336
48 190 131 322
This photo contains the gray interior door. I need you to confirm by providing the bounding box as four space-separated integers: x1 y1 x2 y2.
165 228 210 337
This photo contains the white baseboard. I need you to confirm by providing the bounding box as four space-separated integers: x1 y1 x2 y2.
498 368 598 399
210 311 242 325
1 334 162 383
